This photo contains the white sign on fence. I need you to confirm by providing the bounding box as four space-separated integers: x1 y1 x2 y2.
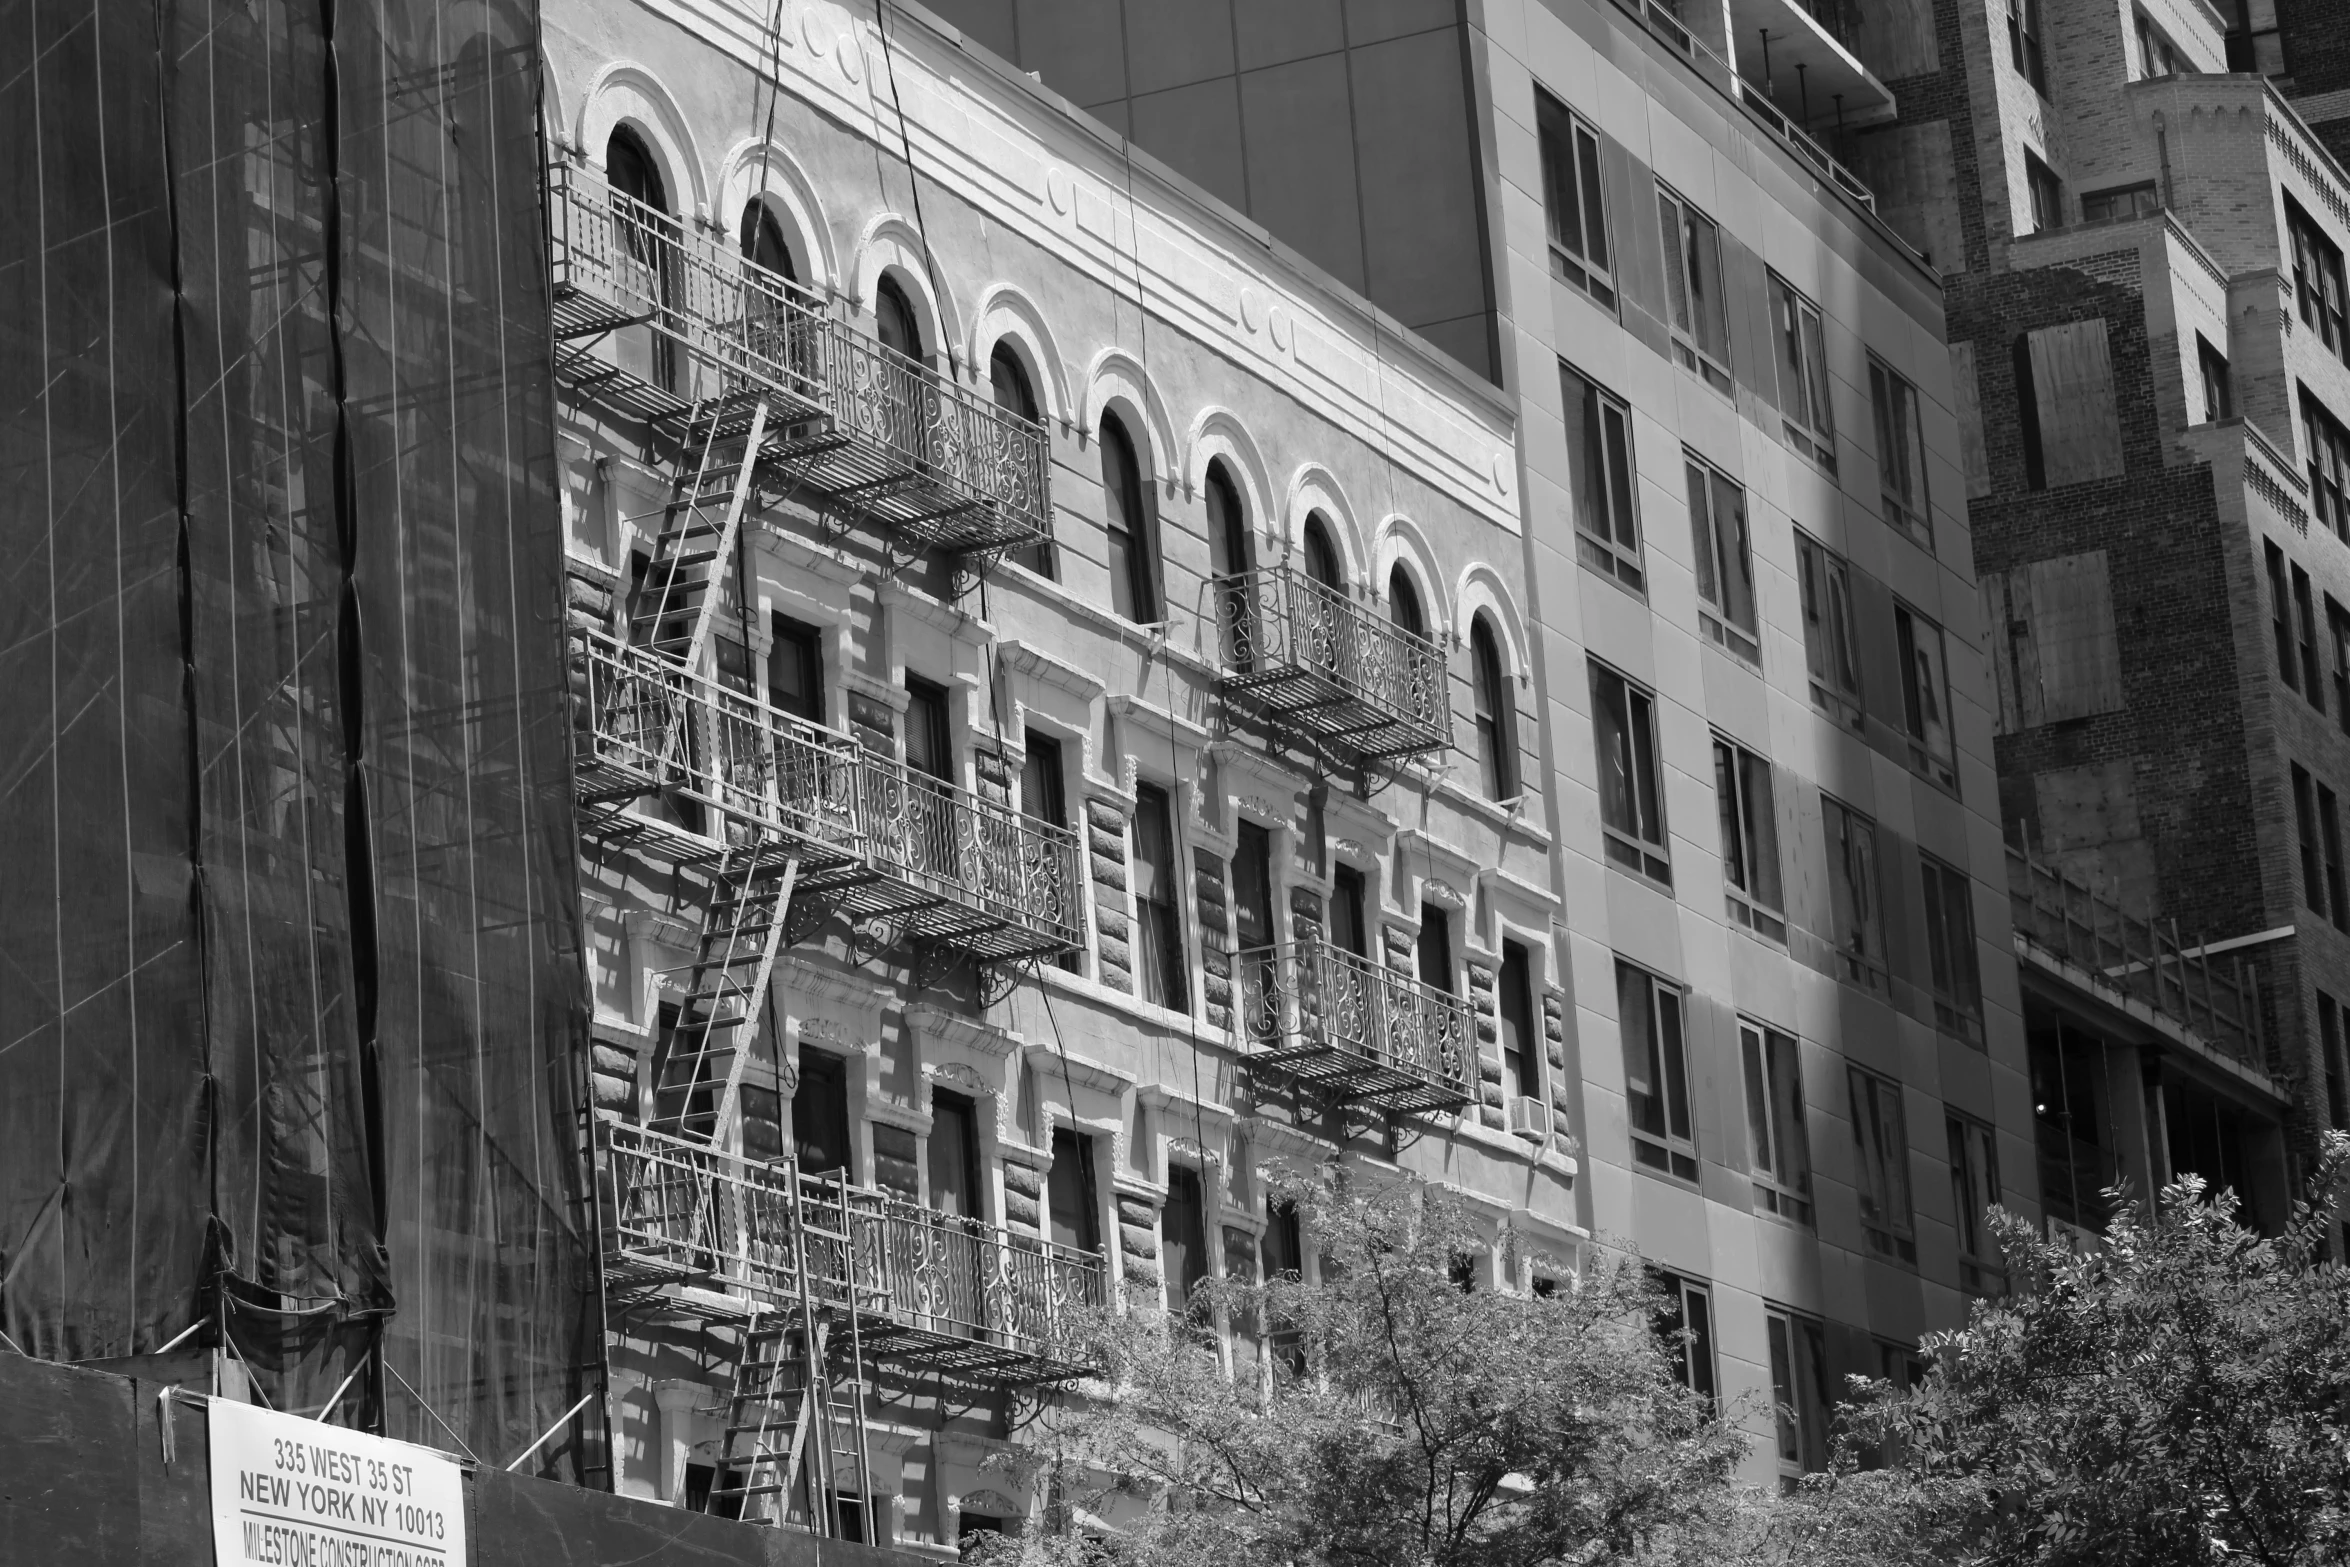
208 1397 468 1567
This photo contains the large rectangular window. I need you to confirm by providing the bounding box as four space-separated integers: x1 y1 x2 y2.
1687 458 1759 662
1714 737 1785 940
1896 603 1959 791
1619 960 1696 1181
2298 764 2328 918
2325 783 2348 932
769 613 825 722
1133 783 1189 1013
1653 1272 1717 1401
1872 359 1934 547
1162 1165 1210 1314
1538 93 1614 308
2198 334 2233 422
2271 541 2301 688
1772 275 1835 471
1563 363 1642 590
2291 200 2350 360
1591 662 1671 883
2025 152 2063 231
793 1049 853 1177
1742 1021 1811 1226
929 1091 981 1220
2305 390 2350 539
2298 563 2326 711
1500 940 1543 1108
2321 991 2350 1131
1849 1066 1917 1264
1047 1128 1101 1252
1824 797 1889 995
1658 186 1733 392
1920 854 1984 1042
2009 0 2046 91
1766 1308 1830 1475
2330 595 2350 726
1948 1113 2005 1295
1795 532 1864 728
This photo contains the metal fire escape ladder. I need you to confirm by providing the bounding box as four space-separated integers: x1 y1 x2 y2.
649 847 798 1144
630 398 770 669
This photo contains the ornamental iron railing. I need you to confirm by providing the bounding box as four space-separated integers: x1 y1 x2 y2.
1234 936 1475 1116
547 161 1050 554
1215 567 1453 763
572 631 1082 964
597 1121 1105 1383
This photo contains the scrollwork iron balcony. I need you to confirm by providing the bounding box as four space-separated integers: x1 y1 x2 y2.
1233 936 1475 1116
1214 567 1453 764
571 631 1084 966
547 161 1051 556
597 1120 1105 1384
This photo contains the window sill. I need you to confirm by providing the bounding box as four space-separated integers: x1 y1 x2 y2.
1700 611 1762 667
1783 421 1837 476
1575 532 1647 596
1808 685 1865 734
1671 339 1734 397
1632 1148 1702 1187
1726 892 1788 944
1550 247 1618 314
1602 833 1673 887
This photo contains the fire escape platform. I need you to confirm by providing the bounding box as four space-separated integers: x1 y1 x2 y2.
1215 567 1453 765
1236 938 1477 1118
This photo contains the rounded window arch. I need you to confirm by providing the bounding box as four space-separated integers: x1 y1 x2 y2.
1302 511 1344 591
739 200 798 283
1206 459 1250 578
875 273 925 362
1470 614 1518 800
1388 564 1427 639
1101 411 1162 623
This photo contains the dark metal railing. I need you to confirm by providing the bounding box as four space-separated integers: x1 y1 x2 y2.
598 1122 1105 1378
2005 848 2270 1072
1234 936 1475 1115
573 632 1082 959
547 161 1051 552
1215 567 1452 763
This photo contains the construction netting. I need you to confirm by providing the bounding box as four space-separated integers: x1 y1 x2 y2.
0 0 591 1474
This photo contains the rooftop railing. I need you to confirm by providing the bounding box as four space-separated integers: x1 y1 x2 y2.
1234 936 1476 1116
598 1121 1106 1383
572 631 1083 964
1214 567 1453 764
2006 848 2271 1074
548 161 1051 555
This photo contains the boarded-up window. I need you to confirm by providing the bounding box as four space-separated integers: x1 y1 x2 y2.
1950 341 1991 499
1981 551 2123 730
2018 321 2125 487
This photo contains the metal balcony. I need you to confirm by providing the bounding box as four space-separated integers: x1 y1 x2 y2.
597 1121 1106 1384
1234 936 1475 1116
1214 568 1452 764
547 162 1051 556
571 632 1085 967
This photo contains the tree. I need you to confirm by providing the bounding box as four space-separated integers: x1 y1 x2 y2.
969 1171 1748 1567
1748 1132 2350 1567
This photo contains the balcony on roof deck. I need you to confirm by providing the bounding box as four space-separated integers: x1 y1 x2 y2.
595 1121 1107 1385
1214 567 1453 766
546 160 1052 558
1234 936 1476 1118
1723 0 1897 132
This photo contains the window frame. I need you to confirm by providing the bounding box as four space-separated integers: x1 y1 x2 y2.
1765 1306 1831 1476
2197 333 2233 423
2290 200 2350 361
1619 959 1698 1182
2009 0 2047 92
1590 661 1672 884
1895 602 1960 791
1100 412 1163 624
1919 853 1986 1043
1686 455 1760 663
2024 152 2064 232
1824 795 1890 996
2136 11 2179 78
2297 563 2326 711
1653 1271 1718 1402
1742 1020 1812 1226
1471 616 1519 801
2324 780 2348 931
1713 736 1786 941
1657 185 1734 392
2081 182 2160 225
769 613 826 725
2303 388 2350 539
1499 939 1543 1107
1770 273 1836 472
1537 91 1615 309
1948 1112 2006 1295
2330 594 2350 729
1795 531 1865 728
1870 357 1934 547
1562 361 1643 591
1132 780 1191 1014
2297 763 2327 918
2271 542 2301 688
1849 1064 1919 1265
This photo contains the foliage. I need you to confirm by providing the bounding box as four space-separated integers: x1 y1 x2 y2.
1743 1130 2350 1567
967 1171 1747 1567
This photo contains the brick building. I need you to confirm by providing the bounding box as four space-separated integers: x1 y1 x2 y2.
1831 0 2342 1227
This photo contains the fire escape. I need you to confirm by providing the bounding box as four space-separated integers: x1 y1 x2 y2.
1211 571 1471 1119
548 158 1103 1531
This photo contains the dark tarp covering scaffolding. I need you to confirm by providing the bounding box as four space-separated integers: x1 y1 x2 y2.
0 0 590 1473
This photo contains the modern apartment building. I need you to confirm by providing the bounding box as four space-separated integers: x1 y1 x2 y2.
919 0 2052 1490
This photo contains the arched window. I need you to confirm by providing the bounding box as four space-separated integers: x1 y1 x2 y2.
1472 615 1517 799
739 200 797 282
1302 512 1344 591
1206 461 1249 578
605 128 673 389
1389 564 1426 639
1101 413 1160 623
989 343 1037 421
875 274 924 362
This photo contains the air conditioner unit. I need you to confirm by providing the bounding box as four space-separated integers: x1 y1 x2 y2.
1507 1095 1551 1142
